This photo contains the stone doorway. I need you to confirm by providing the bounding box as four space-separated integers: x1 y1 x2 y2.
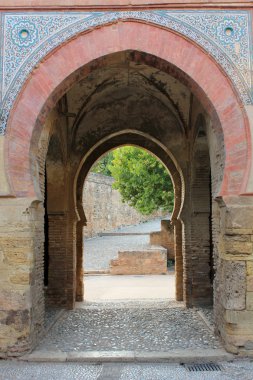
1 20 252 358
40 47 216 355
83 219 175 302
81 148 175 303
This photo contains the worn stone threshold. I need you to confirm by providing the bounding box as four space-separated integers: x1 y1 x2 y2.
196 309 214 332
84 269 110 275
20 348 233 363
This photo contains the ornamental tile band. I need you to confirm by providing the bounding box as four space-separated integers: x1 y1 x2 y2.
0 10 252 135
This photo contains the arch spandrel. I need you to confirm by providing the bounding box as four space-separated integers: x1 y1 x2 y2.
0 10 251 131
2 21 252 198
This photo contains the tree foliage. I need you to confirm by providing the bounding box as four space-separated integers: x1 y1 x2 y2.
91 146 174 215
108 146 174 215
91 151 114 176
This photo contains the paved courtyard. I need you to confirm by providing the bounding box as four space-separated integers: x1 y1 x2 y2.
37 301 219 353
84 219 161 271
84 274 175 301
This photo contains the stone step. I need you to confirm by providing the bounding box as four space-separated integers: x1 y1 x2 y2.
20 348 234 363
98 232 150 236
84 269 110 275
110 245 167 275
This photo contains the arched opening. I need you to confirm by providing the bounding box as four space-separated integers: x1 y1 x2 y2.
2 21 252 356
74 132 183 304
39 49 215 329
80 145 175 303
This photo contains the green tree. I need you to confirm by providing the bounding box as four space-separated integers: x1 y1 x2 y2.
91 151 114 176
108 146 174 215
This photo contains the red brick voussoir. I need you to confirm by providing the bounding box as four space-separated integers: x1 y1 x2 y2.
5 21 251 198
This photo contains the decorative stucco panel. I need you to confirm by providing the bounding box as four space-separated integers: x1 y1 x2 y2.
0 10 252 134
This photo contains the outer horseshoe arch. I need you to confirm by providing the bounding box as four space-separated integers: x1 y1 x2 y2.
4 21 252 198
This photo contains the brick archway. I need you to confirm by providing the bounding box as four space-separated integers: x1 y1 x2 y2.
4 21 251 199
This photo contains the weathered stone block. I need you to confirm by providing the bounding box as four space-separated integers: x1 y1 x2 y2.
4 251 32 266
9 272 30 285
224 310 253 345
224 234 251 242
0 289 30 310
225 310 253 324
245 341 253 350
110 247 167 275
225 206 253 230
0 326 17 353
224 241 252 255
225 333 253 351
246 292 253 310
0 310 31 357
247 262 253 276
225 320 253 336
247 277 253 292
226 228 253 236
221 260 246 310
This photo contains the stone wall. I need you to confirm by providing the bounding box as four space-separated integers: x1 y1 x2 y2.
150 220 175 259
110 247 167 275
213 197 253 354
0 198 45 357
83 173 163 238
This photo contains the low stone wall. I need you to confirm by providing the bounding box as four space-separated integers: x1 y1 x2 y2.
150 220 175 259
83 172 163 238
110 247 167 275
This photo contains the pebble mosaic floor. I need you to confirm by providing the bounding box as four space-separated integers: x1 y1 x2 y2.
37 301 220 352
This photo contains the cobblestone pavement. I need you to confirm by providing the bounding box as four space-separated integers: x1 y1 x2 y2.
198 307 214 330
36 301 221 352
84 219 162 271
45 308 63 329
1 361 253 380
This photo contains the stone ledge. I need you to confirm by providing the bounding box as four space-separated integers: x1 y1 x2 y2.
0 0 251 9
19 349 234 363
110 246 167 275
